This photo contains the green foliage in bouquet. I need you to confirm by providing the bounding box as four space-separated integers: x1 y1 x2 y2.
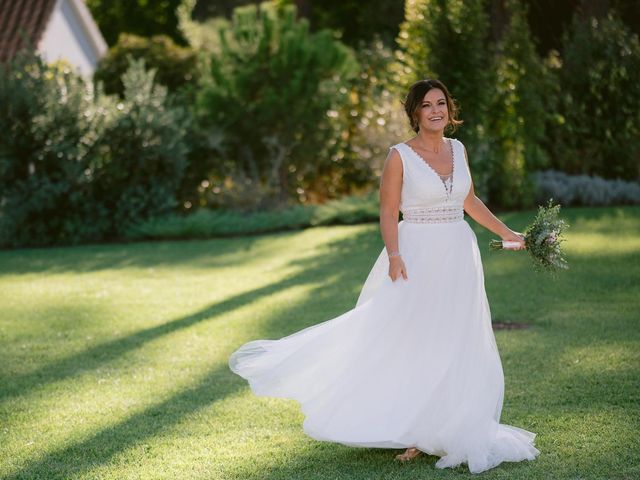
490 198 569 274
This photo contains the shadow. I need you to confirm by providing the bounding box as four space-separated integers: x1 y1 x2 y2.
3 362 240 479
0 227 382 406
217 438 539 479
0 302 109 373
3 206 638 478
0 235 274 274
0 282 295 402
3 228 384 479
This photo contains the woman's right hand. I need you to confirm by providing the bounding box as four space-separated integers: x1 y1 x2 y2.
389 256 408 281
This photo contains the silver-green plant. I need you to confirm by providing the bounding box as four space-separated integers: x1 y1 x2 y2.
490 198 569 274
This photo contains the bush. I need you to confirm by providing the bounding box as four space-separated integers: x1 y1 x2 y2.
189 1 359 210
532 170 640 207
94 33 198 96
93 58 190 236
320 35 411 202
86 0 185 46
0 53 189 248
0 53 110 247
124 191 380 240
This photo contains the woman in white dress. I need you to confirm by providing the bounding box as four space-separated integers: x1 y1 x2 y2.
229 79 541 474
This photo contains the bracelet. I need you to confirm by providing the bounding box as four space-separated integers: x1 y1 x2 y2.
388 250 401 258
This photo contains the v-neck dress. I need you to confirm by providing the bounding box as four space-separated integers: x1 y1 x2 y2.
228 137 541 474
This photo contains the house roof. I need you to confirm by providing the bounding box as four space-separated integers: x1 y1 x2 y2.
0 0 58 62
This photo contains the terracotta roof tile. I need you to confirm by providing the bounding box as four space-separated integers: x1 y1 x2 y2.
0 0 57 62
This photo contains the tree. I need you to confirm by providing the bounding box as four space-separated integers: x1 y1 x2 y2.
192 1 358 208
94 33 198 96
486 0 553 208
86 0 186 46
549 9 640 181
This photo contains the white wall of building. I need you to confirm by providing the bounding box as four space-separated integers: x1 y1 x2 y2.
38 0 107 76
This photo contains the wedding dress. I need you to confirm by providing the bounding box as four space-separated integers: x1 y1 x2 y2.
228 137 540 474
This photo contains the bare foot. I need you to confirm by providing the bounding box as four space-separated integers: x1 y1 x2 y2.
395 447 421 461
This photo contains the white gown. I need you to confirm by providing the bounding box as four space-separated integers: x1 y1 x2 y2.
228 137 541 474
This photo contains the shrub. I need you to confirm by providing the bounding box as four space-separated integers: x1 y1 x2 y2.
395 0 493 200
124 191 380 240
319 35 410 202
86 0 185 46
190 1 359 209
0 53 110 247
532 170 640 207
93 58 190 236
0 53 189 248
94 33 198 96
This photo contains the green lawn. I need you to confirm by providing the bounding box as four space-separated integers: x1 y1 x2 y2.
0 206 638 480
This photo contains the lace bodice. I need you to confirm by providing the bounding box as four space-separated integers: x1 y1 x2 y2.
389 138 472 223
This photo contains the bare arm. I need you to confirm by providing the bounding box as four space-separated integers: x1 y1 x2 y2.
379 148 409 279
461 145 525 246
379 148 402 253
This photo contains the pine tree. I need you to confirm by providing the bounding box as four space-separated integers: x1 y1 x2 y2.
193 1 358 207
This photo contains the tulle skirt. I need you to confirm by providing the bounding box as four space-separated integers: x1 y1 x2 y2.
228 219 540 474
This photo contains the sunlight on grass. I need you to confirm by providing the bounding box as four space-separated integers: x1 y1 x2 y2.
567 232 640 255
0 206 638 479
558 344 639 373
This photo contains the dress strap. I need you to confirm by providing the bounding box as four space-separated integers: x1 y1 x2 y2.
389 143 408 174
451 138 471 178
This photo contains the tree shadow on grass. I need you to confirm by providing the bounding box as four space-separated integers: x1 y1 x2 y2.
3 362 241 479
2 229 384 479
0 283 283 402
0 233 285 274
5 207 638 478
1 228 382 405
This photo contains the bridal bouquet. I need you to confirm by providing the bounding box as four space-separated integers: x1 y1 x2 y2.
490 199 569 273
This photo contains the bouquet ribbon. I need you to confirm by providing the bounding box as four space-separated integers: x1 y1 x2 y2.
502 240 522 249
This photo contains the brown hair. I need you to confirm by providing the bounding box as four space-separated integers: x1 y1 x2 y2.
401 79 463 134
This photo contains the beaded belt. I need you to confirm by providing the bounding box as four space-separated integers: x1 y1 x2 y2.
402 205 464 224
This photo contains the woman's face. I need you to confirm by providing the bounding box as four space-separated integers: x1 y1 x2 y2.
415 88 449 133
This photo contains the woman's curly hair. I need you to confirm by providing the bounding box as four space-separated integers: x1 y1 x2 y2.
401 79 463 134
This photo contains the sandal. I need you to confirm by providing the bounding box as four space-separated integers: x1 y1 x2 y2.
395 447 421 462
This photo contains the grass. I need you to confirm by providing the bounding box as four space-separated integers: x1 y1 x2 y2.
0 205 638 479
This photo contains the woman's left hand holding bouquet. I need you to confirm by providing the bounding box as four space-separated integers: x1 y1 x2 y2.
501 230 526 251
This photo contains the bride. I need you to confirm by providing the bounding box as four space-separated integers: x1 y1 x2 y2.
229 79 541 474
